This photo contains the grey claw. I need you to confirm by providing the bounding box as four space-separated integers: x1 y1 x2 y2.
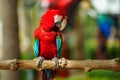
37 57 44 67
52 57 58 68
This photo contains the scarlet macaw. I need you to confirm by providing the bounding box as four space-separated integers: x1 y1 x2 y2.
33 9 67 80
41 0 81 12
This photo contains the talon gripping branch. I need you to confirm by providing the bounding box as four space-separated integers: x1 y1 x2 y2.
33 9 67 80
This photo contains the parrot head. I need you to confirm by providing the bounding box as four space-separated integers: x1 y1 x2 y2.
40 9 67 32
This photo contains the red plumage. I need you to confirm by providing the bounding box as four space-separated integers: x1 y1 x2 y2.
41 0 81 12
40 9 66 32
34 9 66 59
40 0 81 78
33 9 67 80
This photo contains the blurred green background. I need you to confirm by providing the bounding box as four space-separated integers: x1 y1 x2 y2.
0 0 120 80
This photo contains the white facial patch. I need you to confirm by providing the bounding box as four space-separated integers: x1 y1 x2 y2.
54 15 62 23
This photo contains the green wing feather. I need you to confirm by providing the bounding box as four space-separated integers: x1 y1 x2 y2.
33 37 40 57
56 35 62 58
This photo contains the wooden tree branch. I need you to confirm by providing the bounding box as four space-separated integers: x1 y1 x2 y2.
0 58 120 72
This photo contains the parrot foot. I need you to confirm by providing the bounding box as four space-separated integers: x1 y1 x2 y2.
52 57 58 68
36 57 44 68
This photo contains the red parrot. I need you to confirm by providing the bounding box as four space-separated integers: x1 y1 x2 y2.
41 0 81 13
33 9 67 80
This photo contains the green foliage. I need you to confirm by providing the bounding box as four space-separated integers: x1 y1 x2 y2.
21 52 35 59
79 7 98 59
21 52 35 80
56 70 120 80
22 70 35 80
0 71 1 79
107 45 120 59
84 38 119 59
87 70 120 80
84 38 96 59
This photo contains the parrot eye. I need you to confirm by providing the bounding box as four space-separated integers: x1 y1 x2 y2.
55 21 61 27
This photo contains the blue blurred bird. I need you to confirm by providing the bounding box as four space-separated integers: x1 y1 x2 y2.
97 14 113 37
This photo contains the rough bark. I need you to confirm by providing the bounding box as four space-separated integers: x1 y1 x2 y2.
1 0 21 80
0 58 120 72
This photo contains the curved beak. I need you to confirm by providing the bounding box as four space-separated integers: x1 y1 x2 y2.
60 18 67 31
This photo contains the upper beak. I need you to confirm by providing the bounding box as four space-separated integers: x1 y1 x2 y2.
60 18 67 31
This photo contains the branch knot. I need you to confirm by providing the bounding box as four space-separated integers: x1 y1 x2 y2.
114 58 120 66
58 58 67 68
84 68 92 72
10 59 18 71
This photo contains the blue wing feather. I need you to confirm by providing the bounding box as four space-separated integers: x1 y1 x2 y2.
56 35 62 58
98 14 113 37
33 38 40 57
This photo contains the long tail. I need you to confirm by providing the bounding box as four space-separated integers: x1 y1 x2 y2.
42 70 56 80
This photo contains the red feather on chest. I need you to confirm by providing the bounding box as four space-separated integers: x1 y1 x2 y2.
37 28 57 59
